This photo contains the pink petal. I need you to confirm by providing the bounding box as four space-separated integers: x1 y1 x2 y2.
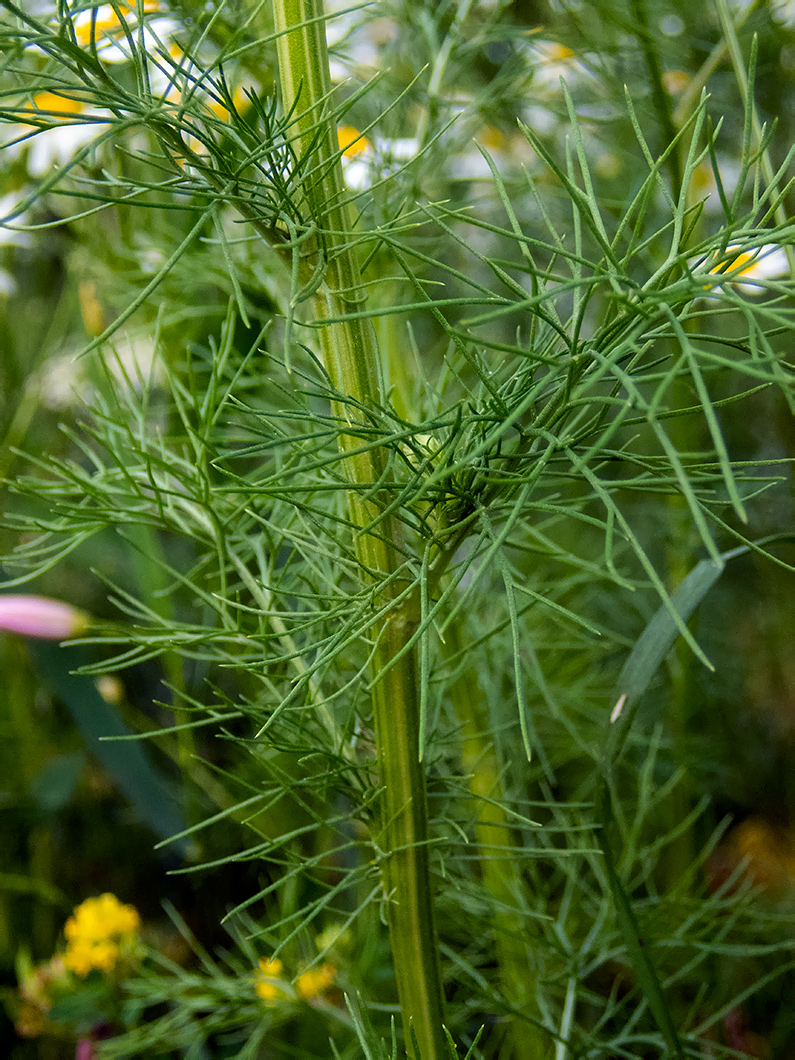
0 595 89 639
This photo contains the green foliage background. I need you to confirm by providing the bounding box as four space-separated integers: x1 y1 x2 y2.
1 0 794 1056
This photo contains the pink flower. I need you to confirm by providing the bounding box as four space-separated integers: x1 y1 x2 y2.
0 595 89 639
76 1039 95 1060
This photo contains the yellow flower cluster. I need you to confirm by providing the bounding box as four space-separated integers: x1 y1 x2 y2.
296 962 336 1000
254 956 286 1005
254 956 336 1006
62 894 141 977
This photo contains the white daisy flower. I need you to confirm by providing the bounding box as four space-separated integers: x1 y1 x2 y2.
0 191 33 248
11 92 112 176
689 157 744 216
519 38 593 95
37 333 162 410
337 125 419 189
324 0 398 82
702 244 790 294
70 1 180 65
773 0 795 27
448 125 532 180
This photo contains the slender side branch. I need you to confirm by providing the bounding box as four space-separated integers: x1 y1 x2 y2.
269 1 446 1054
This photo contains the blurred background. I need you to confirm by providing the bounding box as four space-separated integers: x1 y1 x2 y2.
1 0 794 1056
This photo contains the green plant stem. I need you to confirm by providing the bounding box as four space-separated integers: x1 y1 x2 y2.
629 0 682 201
270 1 446 1054
448 620 548 1060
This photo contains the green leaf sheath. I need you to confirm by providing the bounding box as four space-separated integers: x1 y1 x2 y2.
270 0 447 1054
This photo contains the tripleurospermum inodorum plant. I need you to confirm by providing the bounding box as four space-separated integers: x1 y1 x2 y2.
1 0 794 1056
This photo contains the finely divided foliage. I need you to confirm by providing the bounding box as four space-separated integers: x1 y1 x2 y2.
1 0 794 1056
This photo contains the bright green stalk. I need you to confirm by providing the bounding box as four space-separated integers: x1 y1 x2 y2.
269 1 447 1054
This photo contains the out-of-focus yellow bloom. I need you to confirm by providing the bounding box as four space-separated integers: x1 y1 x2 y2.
62 894 141 977
255 956 287 1005
731 818 795 892
95 674 125 704
662 69 690 95
295 962 336 1000
254 955 336 1005
477 125 506 152
64 939 119 977
79 279 106 337
65 894 140 939
709 816 795 897
154 47 251 122
337 125 371 158
314 922 352 955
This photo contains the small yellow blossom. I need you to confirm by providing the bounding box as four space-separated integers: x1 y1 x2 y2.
477 125 506 152
255 956 286 1005
314 922 352 955
337 125 370 158
62 894 141 977
296 962 336 1000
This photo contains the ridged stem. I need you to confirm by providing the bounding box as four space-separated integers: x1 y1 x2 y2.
270 1 446 1055
448 621 549 1059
